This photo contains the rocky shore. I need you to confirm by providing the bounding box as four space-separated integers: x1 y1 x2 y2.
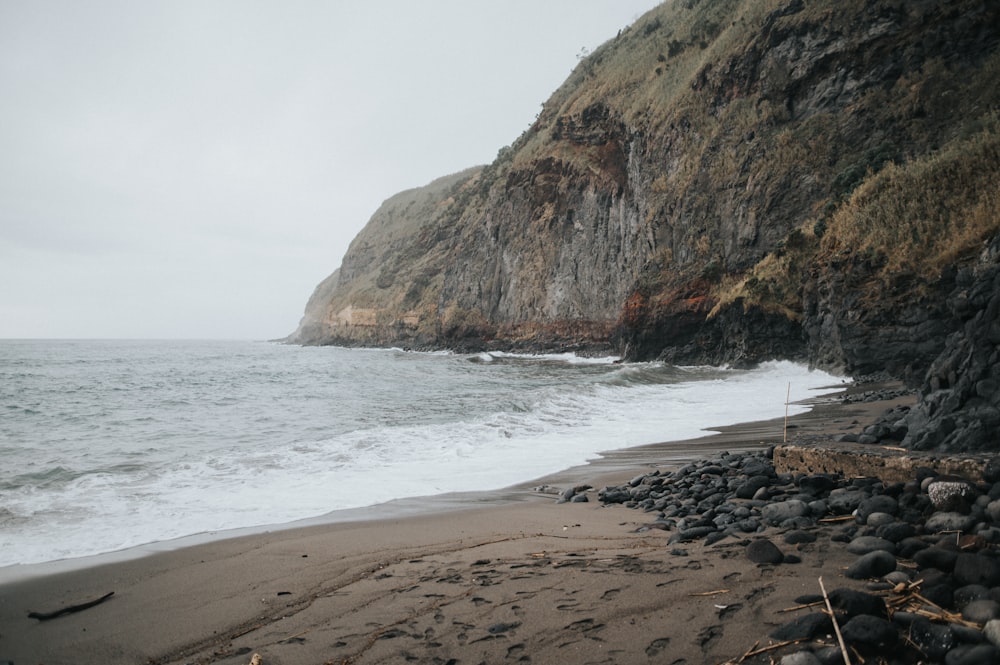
3 391 998 665
587 442 1000 664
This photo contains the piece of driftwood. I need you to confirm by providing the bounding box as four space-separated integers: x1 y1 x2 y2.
27 591 115 621
819 577 851 665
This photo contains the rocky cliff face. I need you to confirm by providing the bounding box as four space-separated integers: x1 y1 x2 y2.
289 0 1000 452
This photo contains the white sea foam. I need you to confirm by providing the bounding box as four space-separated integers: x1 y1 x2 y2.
0 341 841 570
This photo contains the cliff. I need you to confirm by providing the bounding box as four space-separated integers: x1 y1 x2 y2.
289 0 1000 452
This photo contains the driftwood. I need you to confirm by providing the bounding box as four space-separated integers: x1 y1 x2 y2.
818 577 851 665
27 591 115 621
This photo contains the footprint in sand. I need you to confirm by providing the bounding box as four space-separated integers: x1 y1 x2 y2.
697 624 723 650
717 603 743 619
506 643 527 660
745 583 776 605
645 637 670 657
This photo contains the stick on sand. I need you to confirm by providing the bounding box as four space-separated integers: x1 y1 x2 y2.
819 576 850 665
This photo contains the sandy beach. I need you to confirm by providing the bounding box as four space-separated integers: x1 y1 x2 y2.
1 391 897 665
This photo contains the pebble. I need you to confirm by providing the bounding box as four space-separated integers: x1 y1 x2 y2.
771 613 832 641
780 651 822 665
845 550 897 579
762 499 810 525
828 588 885 618
579 448 1000 664
846 536 896 555
953 553 1000 587
926 511 978 533
746 538 785 564
943 644 1000 665
840 614 897 648
962 599 1000 623
984 619 1000 648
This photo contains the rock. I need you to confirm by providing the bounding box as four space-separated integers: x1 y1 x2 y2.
747 538 785 564
827 489 867 514
846 536 896 555
736 475 772 499
762 499 810 525
963 599 1000 624
857 495 899 521
909 619 956 661
897 537 929 558
950 623 986 644
984 618 1000 648
781 651 822 665
985 500 1000 523
944 644 1000 665
953 553 1000 587
813 646 846 665
926 511 977 534
884 571 911 585
922 584 955 610
928 478 978 511
865 512 896 527
840 614 897 648
876 521 915 543
784 530 817 544
487 621 520 634
799 475 836 495
770 613 832 641
954 585 991 607
845 550 897 579
827 588 886 619
914 547 960 572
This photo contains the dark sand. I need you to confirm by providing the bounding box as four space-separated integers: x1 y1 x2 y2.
0 391 891 665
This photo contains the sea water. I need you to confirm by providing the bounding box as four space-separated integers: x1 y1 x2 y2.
0 339 840 570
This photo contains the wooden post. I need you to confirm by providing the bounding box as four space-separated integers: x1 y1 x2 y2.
783 382 791 443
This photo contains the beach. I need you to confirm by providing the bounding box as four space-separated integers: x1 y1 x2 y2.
0 392 923 665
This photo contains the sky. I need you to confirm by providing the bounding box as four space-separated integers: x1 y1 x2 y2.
0 0 660 340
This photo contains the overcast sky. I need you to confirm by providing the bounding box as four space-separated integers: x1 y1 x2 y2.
0 1 659 340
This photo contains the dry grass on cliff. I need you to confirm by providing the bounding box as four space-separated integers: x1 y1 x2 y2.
709 119 1000 319
819 121 1000 278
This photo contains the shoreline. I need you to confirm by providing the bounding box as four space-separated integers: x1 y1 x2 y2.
0 388 909 665
0 384 850 587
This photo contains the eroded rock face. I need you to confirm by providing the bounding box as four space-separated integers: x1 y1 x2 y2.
287 0 1000 453
902 237 1000 452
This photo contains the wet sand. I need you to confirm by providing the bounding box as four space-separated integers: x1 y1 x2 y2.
0 391 892 665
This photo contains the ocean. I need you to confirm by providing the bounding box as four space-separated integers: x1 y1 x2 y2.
0 339 839 572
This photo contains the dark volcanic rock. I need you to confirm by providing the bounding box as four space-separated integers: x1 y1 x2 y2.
909 619 956 661
746 538 785 565
841 614 897 648
953 553 1000 588
846 536 895 555
943 644 1000 665
770 613 832 641
915 547 960 573
962 600 1000 624
845 550 897 580
828 588 886 619
588 444 1000 664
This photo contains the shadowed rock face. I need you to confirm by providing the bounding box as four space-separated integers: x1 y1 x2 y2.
288 0 1000 452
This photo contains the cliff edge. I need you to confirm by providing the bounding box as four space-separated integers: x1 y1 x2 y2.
289 0 1000 453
